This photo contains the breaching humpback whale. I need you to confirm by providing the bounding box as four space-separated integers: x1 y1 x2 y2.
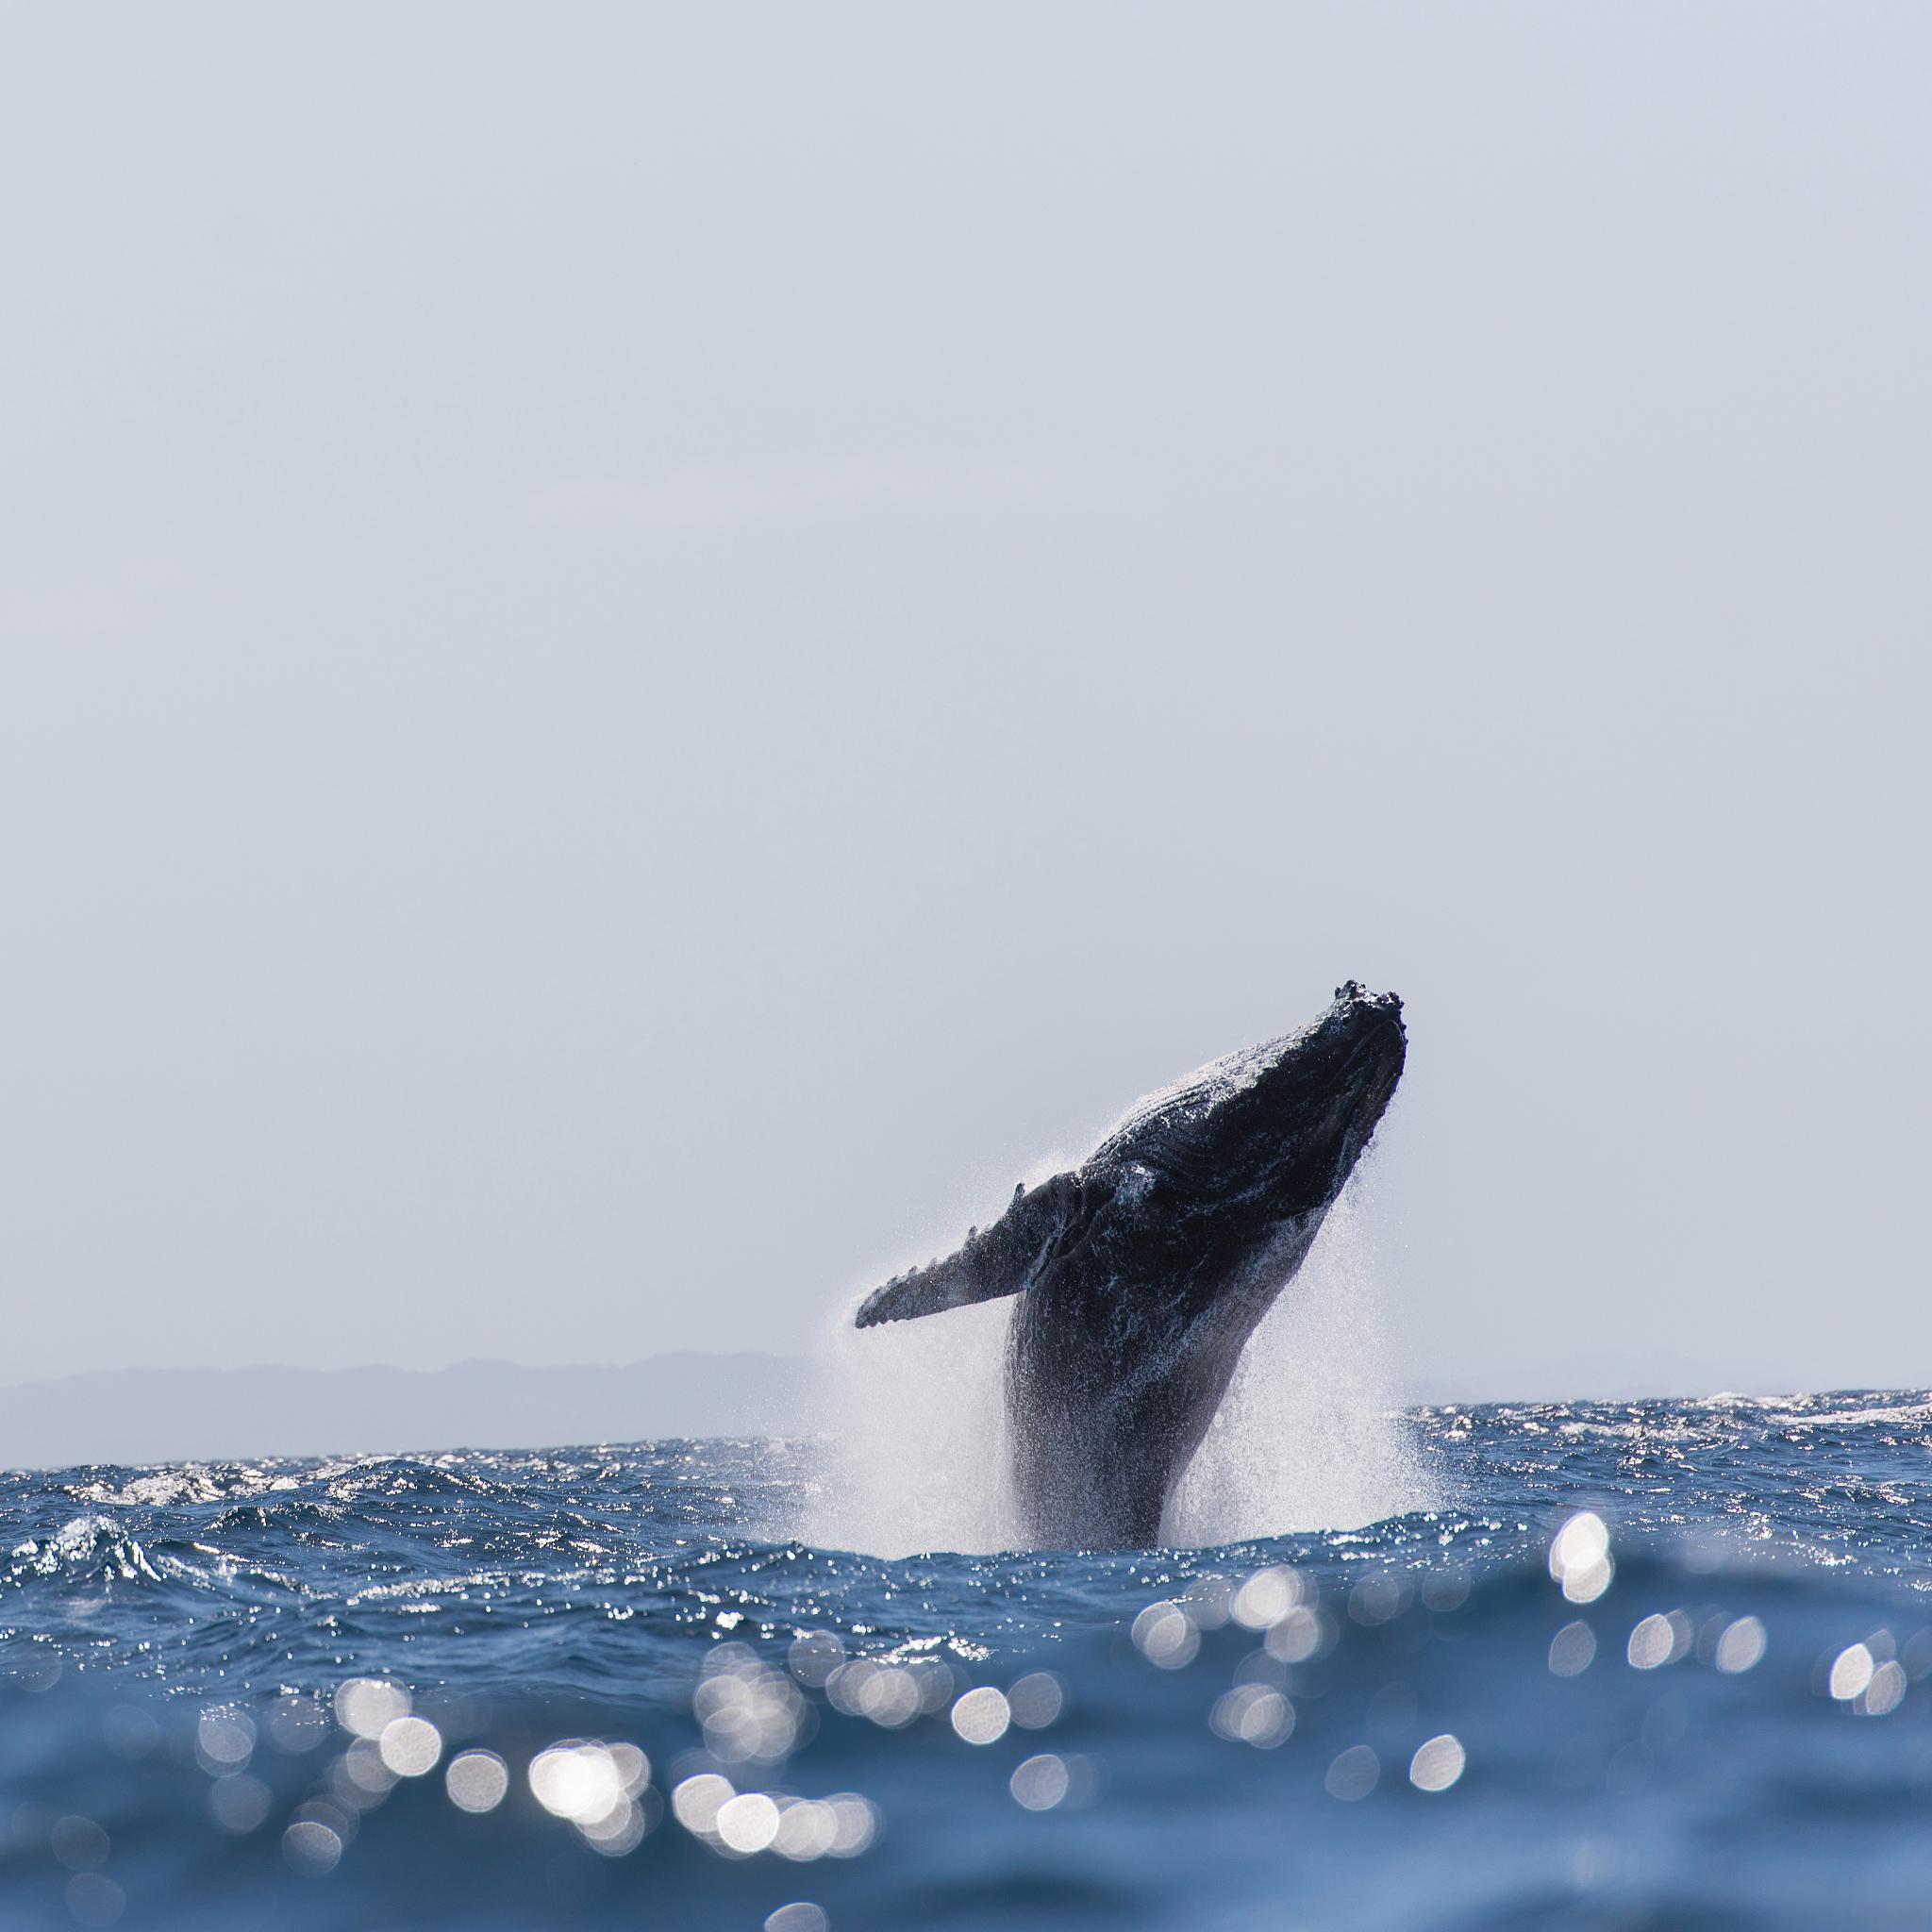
855 982 1406 1547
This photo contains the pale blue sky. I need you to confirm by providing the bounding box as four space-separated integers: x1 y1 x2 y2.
2 3 1924 1396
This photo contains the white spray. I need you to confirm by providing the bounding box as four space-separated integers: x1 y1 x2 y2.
1165 1174 1425 1543
803 1293 1021 1557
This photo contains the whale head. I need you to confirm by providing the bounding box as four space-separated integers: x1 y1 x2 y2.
1093 980 1406 1240
1240 978 1406 1214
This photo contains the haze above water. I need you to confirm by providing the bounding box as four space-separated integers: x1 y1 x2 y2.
3 3 1928 1406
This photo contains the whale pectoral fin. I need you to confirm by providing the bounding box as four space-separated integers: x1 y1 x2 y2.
853 1257 996 1327
854 1172 1080 1328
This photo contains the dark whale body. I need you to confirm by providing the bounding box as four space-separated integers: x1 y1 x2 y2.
855 982 1406 1547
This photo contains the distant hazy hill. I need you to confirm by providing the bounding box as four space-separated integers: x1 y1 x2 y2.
0 1353 817 1472
1400 1348 1731 1408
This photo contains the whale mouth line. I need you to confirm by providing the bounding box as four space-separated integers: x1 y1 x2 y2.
1341 1021 1405 1087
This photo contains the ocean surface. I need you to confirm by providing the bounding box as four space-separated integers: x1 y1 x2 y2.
8 1391 1932 1929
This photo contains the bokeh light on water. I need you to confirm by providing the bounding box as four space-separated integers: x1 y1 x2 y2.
8 1394 1932 1922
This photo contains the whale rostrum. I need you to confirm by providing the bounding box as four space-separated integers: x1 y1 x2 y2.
855 981 1407 1547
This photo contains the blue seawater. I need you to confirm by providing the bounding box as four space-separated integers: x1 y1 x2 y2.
7 1392 1932 1928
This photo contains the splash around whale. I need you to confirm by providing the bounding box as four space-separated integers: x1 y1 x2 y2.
855 982 1406 1547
